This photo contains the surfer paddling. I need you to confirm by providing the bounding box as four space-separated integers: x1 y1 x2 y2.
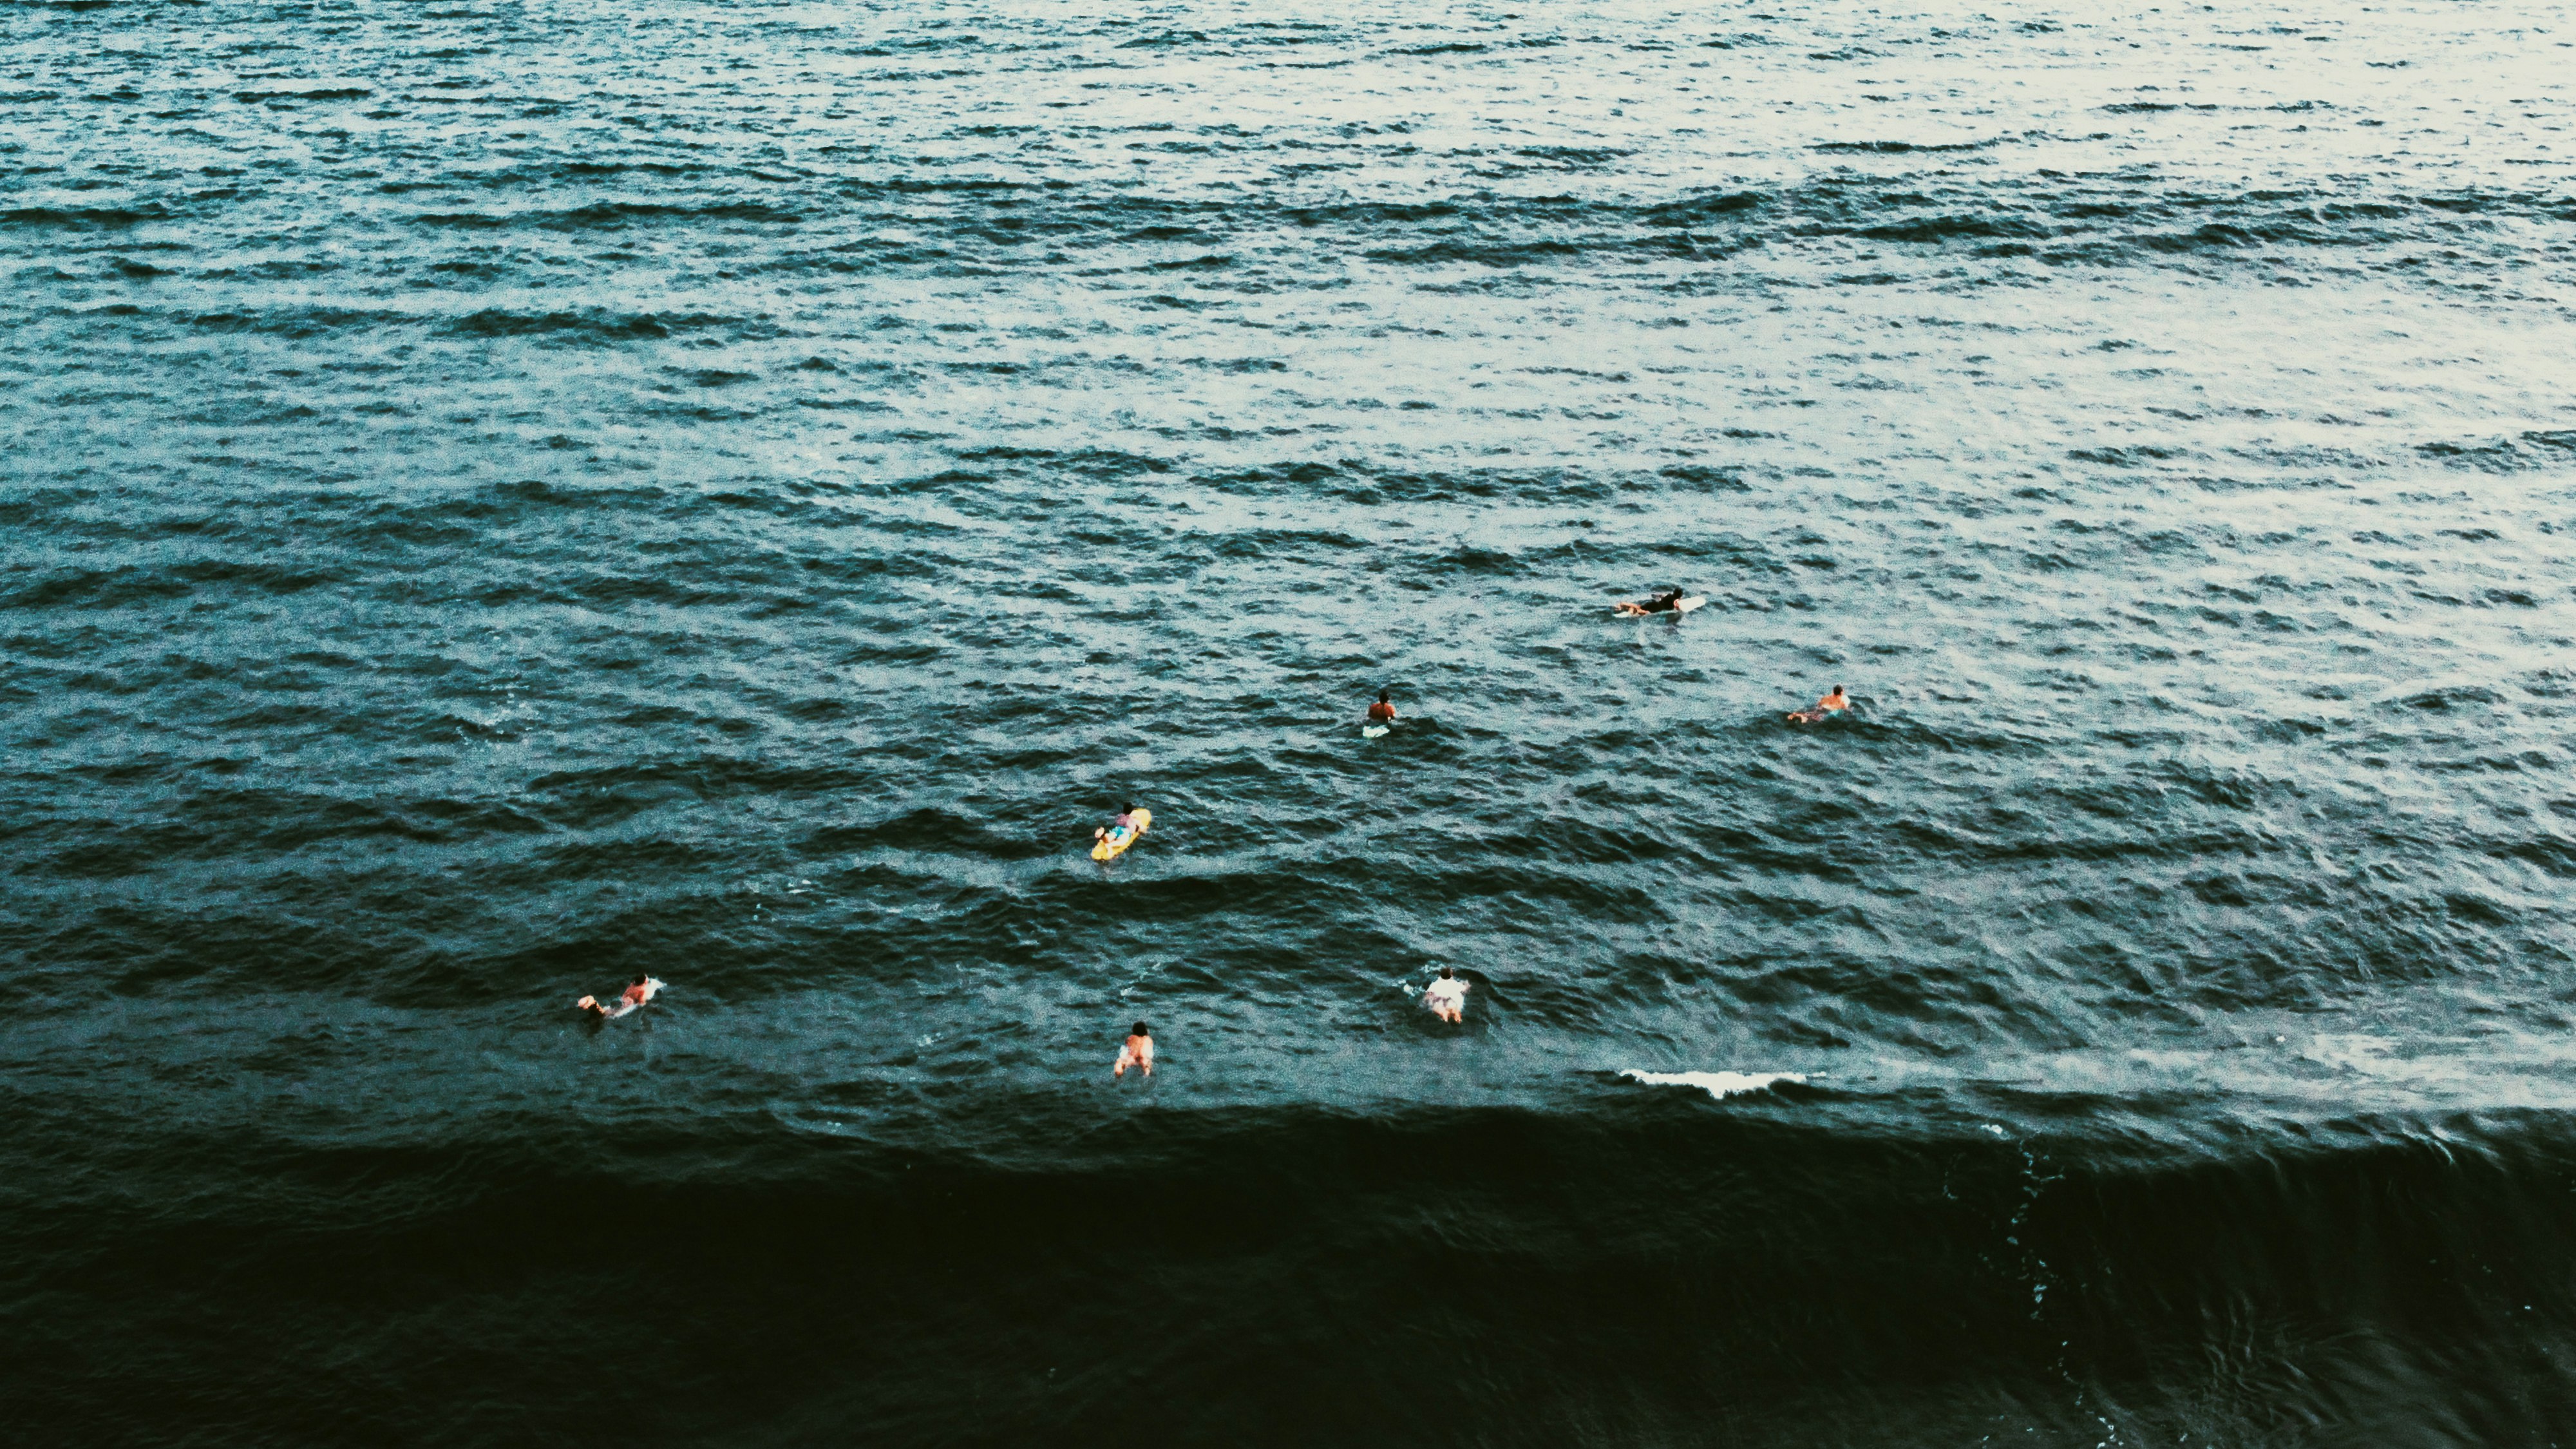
1786 685 1850 724
1368 690 1396 724
1114 1021 1155 1077
1423 967 1470 1023
1613 588 1689 618
576 976 661 1019
1093 804 1148 860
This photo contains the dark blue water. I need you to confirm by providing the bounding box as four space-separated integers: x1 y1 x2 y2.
8 1 2576 1443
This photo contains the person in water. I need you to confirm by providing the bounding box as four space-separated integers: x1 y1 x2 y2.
1786 685 1850 724
576 976 659 1018
1368 690 1396 724
1423 967 1470 1023
1614 588 1688 618
1114 1021 1155 1077
1095 804 1141 848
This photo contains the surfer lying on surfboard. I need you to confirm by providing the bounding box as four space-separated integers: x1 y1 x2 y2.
1113 1021 1154 1077
576 976 663 1019
1092 805 1149 861
1613 589 1694 618
1423 967 1470 1023
1786 685 1850 724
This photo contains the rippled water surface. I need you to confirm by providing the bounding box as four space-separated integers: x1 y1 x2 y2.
6 0 2576 1443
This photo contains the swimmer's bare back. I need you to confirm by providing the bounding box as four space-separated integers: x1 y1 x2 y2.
1114 1027 1155 1077
1788 687 1850 724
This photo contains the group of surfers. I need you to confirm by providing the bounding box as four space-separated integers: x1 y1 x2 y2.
1086 600 1850 1068
574 587 1852 1073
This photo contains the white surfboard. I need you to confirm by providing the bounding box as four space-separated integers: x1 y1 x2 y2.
1362 724 1390 739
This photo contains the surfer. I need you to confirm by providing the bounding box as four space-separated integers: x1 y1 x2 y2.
576 976 660 1018
1114 1021 1155 1077
1092 804 1151 862
1423 967 1470 1023
1613 588 1688 618
1786 685 1850 724
1095 804 1141 850
1368 690 1396 724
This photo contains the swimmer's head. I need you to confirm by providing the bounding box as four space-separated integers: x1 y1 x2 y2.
1122 803 1136 814
1131 1021 1151 1037
1439 967 1455 979
1378 688 1390 702
632 976 647 987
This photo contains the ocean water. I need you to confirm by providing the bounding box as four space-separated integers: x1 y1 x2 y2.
6 0 2576 1443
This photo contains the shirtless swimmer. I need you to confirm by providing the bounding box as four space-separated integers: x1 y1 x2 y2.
1787 685 1850 724
576 976 660 1018
1114 1021 1155 1077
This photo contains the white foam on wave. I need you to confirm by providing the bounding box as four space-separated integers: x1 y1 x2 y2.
1620 1069 1805 1101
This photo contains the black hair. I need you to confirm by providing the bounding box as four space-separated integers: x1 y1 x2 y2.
1834 684 1846 693
1132 1021 1151 1037
1122 803 1135 813
1439 967 1455 978
632 976 647 986
1378 689 1390 702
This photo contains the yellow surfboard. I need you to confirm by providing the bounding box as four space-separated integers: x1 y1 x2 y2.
1090 807 1150 862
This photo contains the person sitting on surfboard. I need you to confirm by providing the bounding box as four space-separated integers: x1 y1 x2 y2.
1114 1021 1155 1077
1368 690 1396 724
1786 685 1850 724
1423 967 1470 1023
1613 588 1688 618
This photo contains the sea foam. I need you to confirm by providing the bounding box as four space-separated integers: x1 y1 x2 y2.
1620 1070 1806 1101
